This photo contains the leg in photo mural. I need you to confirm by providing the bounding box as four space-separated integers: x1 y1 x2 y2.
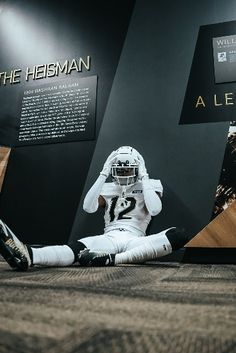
212 121 236 219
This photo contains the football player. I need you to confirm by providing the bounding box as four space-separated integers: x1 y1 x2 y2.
0 146 189 270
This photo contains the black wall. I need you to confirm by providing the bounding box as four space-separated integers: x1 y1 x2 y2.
0 0 135 244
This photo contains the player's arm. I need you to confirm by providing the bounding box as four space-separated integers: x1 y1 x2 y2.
83 151 116 213
98 195 106 208
142 177 162 216
138 154 162 216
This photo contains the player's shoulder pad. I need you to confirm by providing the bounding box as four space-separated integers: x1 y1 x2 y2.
150 179 163 196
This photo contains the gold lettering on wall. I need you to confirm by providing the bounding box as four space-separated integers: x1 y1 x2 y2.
47 63 56 77
195 95 206 108
0 56 91 86
195 92 236 109
225 92 234 105
214 94 223 106
68 59 79 74
0 69 22 85
25 56 91 81
55 60 68 75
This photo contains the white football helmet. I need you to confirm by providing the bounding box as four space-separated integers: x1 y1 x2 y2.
111 146 140 186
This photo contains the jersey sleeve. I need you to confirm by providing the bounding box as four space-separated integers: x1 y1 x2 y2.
150 179 163 197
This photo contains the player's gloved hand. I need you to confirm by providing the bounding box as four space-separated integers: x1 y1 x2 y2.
100 150 118 178
78 249 115 266
137 153 149 180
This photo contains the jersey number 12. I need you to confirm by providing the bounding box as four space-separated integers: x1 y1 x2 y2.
109 197 136 222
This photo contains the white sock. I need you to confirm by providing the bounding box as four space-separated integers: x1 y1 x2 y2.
32 245 75 266
115 231 172 265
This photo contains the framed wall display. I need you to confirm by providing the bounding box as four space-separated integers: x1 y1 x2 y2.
16 75 97 146
213 35 236 83
180 21 236 125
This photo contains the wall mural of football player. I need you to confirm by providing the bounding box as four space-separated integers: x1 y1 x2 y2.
0 146 190 270
212 121 236 219
0 146 11 193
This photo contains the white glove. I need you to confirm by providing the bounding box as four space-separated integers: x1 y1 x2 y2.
100 150 118 178
137 153 149 180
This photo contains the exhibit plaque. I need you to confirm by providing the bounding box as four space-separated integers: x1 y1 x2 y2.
17 75 97 145
180 21 236 124
213 34 236 83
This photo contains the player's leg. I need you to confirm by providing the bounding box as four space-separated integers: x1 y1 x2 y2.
0 219 32 270
0 218 82 270
0 218 120 270
115 227 188 264
31 244 77 267
31 234 116 267
28 233 121 268
31 233 120 267
76 230 140 266
78 227 190 266
26 234 116 268
74 234 119 266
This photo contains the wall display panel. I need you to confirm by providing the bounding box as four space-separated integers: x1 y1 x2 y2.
213 34 236 83
17 76 97 146
180 20 236 125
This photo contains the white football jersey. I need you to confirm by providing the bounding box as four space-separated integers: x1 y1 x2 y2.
100 179 163 236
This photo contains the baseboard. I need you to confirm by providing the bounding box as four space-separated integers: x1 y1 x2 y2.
182 247 236 264
158 247 236 264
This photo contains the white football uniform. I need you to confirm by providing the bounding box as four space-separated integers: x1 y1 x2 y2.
80 179 163 254
102 179 163 235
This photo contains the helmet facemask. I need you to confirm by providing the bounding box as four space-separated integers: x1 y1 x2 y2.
111 160 139 186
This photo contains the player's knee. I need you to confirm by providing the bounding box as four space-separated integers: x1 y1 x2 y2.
165 227 189 251
68 241 87 262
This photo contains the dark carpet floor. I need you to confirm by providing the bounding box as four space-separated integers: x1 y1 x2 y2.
0 259 236 353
